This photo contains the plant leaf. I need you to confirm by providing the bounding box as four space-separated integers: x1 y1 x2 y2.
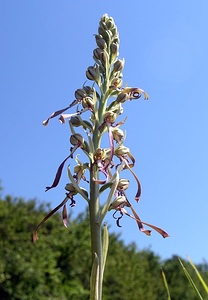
90 253 99 300
187 256 208 294
161 268 171 300
102 223 109 278
178 258 204 300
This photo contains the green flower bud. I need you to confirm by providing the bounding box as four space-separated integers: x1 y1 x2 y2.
98 27 112 45
93 48 103 60
114 145 129 156
100 13 109 24
108 195 127 211
95 34 107 50
65 183 77 194
74 164 82 174
106 18 115 30
70 133 84 146
110 77 123 89
75 88 87 100
82 96 94 110
93 48 108 67
112 59 125 73
112 37 119 44
100 51 109 67
86 65 100 84
83 85 94 95
110 42 119 60
111 127 124 143
104 111 117 124
116 92 128 103
70 116 82 127
117 179 130 191
111 27 118 38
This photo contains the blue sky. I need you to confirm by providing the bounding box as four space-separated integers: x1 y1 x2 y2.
1 1 208 263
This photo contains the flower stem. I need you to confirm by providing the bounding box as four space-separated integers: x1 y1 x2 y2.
89 123 103 299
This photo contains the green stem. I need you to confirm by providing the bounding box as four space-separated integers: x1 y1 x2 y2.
89 48 111 300
89 177 102 299
89 127 103 299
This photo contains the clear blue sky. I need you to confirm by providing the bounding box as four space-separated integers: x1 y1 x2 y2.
1 1 208 263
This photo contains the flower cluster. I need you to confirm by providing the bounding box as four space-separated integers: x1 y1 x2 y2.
33 14 168 242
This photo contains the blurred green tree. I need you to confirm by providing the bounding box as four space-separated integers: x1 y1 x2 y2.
0 196 207 300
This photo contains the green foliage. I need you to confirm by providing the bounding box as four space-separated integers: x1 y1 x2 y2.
0 196 91 300
162 256 208 300
0 195 208 300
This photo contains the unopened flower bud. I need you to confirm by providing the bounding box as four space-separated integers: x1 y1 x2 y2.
65 183 77 194
75 88 87 100
104 111 117 124
108 195 128 211
93 48 103 60
70 116 82 127
116 92 128 103
111 27 118 38
98 28 112 45
111 127 124 143
117 179 130 191
82 96 94 110
83 85 93 95
95 34 107 50
110 77 123 89
114 145 129 156
100 51 109 66
70 133 84 146
112 59 125 73
110 42 119 60
106 18 115 30
100 13 109 24
86 65 100 84
74 165 82 174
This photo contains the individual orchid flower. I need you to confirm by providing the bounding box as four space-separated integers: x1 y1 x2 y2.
111 127 125 143
92 148 112 184
60 95 96 124
73 156 89 184
33 183 77 242
116 178 130 196
114 144 141 201
69 133 89 158
108 195 169 238
114 144 135 169
45 134 89 192
43 85 97 126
